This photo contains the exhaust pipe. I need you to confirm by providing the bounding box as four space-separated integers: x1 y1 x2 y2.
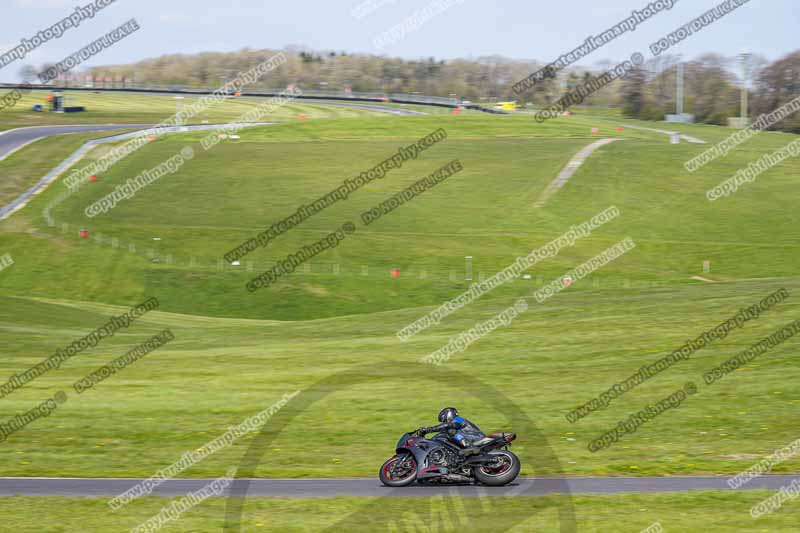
443 473 472 483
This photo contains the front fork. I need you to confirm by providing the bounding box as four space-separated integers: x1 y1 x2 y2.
397 446 430 478
392 454 415 476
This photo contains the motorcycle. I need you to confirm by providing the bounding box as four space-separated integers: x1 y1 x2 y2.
379 429 520 487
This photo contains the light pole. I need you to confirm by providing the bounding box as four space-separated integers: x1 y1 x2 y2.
739 50 751 122
174 96 185 130
676 60 684 116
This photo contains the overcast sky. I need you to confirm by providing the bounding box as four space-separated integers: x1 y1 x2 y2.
1 0 797 82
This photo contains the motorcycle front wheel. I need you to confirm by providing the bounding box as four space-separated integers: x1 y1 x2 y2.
474 450 521 486
379 454 418 487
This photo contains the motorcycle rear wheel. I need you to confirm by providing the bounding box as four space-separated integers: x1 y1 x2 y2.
474 450 520 486
379 454 418 487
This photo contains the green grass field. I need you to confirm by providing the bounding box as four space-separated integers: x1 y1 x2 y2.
0 95 798 530
0 90 439 131
2 491 798 532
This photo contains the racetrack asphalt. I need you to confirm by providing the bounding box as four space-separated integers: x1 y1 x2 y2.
0 124 152 161
0 475 794 498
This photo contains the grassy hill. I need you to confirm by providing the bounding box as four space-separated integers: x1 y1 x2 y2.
0 107 798 486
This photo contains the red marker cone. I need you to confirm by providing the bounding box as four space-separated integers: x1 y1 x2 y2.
391 269 401 279
79 230 89 238
299 114 308 121
452 107 462 115
88 175 97 182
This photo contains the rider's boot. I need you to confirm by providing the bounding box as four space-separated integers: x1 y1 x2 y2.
459 446 481 457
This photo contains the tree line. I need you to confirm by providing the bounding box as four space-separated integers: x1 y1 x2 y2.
19 47 800 132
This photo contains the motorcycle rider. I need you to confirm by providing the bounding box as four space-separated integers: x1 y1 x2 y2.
415 407 485 456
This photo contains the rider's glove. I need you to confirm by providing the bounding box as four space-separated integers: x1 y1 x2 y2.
416 427 427 436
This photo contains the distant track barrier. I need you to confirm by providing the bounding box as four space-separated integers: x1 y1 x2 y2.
0 83 506 114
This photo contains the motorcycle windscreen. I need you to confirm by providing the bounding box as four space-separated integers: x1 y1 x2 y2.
396 433 413 448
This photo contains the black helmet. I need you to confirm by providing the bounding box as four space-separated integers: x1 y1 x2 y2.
438 407 458 423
